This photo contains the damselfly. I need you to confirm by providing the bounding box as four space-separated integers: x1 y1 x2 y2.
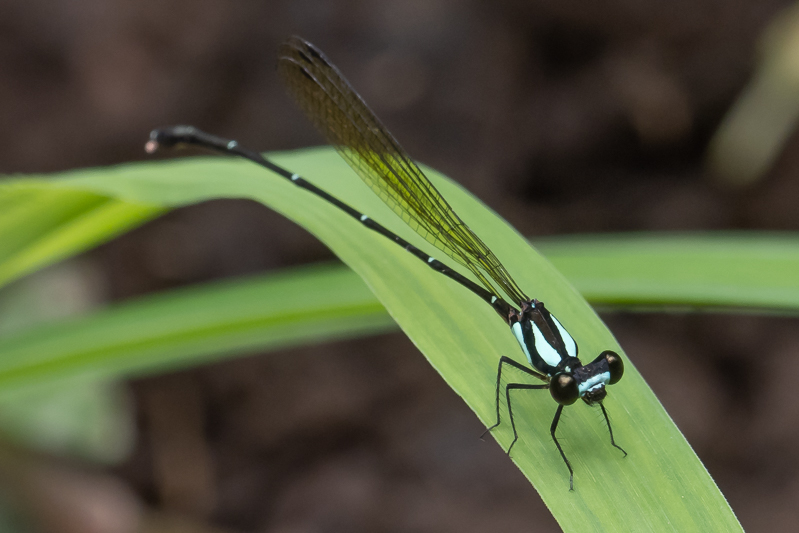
145 36 626 490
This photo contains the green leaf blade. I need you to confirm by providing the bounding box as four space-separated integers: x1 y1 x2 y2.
3 149 742 531
540 233 799 312
0 180 166 288
0 264 392 388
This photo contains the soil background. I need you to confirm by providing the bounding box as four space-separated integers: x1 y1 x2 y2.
2 1 798 531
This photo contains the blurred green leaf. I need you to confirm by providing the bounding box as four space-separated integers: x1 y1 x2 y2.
0 180 165 289
707 3 799 187
4 230 797 392
538 233 799 312
0 149 741 531
0 263 392 388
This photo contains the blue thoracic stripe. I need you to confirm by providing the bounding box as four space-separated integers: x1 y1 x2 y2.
531 322 563 368
511 322 534 367
550 315 578 358
578 371 611 395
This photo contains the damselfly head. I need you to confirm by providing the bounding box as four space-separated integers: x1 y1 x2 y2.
550 373 580 406
581 384 607 405
574 350 624 405
601 350 625 384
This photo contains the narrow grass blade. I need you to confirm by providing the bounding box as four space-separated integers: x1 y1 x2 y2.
0 263 392 388
3 150 742 530
0 181 165 289
538 233 799 312
5 227 798 387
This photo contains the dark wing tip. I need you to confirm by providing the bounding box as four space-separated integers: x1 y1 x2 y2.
278 36 331 68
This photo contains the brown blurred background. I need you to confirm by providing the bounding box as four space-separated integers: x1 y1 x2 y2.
2 0 799 531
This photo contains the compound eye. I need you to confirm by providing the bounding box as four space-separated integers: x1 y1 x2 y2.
601 350 624 385
550 373 579 405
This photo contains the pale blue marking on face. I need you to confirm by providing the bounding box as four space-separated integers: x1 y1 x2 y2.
291 173 300 181
578 371 611 396
491 296 497 304
428 257 435 263
532 323 563 367
227 140 238 149
550 315 577 358
511 322 534 367
360 214 369 221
